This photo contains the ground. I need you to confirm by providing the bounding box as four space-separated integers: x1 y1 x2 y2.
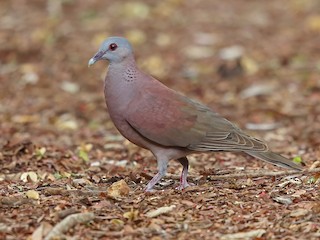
0 0 320 239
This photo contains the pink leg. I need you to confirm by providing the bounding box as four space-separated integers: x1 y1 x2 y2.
145 157 168 192
176 157 193 190
145 172 165 192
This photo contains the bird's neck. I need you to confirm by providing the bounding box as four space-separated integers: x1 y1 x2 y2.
106 58 139 86
104 58 140 112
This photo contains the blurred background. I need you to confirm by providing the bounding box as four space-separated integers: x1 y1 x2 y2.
0 0 319 169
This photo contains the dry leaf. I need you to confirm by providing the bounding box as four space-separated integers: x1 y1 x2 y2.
21 172 38 183
107 179 130 198
44 212 94 240
30 222 52 240
123 208 139 221
220 229 266 240
185 46 214 59
146 205 176 218
55 114 78 131
60 81 80 94
26 190 40 200
12 115 39 124
290 209 309 217
273 196 293 205
241 56 259 75
219 45 244 60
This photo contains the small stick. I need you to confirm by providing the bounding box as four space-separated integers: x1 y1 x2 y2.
206 168 320 180
166 168 320 181
45 212 94 240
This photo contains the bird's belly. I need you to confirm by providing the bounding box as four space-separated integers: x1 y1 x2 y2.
109 113 149 149
107 109 190 161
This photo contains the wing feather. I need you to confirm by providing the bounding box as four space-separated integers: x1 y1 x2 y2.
126 83 268 152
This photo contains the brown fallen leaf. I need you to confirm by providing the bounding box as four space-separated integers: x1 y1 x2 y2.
148 220 162 231
107 179 130 198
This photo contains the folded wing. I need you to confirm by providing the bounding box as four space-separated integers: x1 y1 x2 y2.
126 85 268 152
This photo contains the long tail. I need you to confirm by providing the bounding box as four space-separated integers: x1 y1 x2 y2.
245 151 303 171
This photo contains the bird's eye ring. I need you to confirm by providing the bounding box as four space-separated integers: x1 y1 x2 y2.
109 43 118 51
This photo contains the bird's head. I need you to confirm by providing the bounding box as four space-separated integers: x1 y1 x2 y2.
88 37 133 66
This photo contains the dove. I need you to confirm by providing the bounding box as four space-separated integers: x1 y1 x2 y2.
88 37 302 191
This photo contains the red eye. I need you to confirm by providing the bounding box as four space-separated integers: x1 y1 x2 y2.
109 43 118 51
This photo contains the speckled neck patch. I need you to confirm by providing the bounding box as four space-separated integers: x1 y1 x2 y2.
124 67 137 82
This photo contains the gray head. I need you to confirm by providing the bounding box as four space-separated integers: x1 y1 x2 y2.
88 37 133 66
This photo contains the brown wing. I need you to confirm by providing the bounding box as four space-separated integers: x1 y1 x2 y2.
126 84 268 152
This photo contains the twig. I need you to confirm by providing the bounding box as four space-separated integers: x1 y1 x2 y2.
166 168 320 181
206 168 320 180
45 212 94 240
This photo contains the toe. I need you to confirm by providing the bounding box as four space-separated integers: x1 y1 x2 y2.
176 182 195 190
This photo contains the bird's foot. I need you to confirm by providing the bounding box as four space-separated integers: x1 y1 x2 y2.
144 186 156 192
144 172 163 192
176 182 195 190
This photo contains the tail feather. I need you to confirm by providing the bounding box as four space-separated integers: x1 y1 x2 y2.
245 151 303 171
